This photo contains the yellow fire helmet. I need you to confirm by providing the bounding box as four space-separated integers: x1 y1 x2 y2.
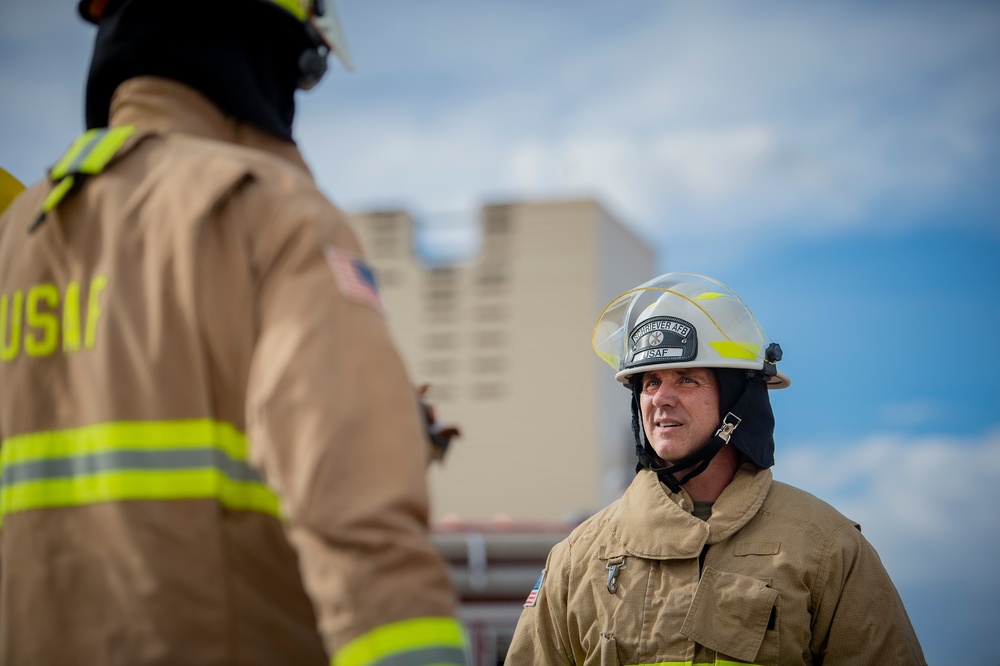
78 0 353 86
0 167 26 216
593 272 790 389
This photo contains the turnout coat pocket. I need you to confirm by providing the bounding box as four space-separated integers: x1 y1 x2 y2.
599 633 621 666
681 567 779 663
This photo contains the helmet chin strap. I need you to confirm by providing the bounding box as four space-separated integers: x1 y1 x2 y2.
645 413 741 494
630 377 748 494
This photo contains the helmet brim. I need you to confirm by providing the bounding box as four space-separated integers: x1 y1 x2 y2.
78 0 109 24
616 362 791 390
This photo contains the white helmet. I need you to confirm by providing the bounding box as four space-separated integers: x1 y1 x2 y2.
594 272 789 389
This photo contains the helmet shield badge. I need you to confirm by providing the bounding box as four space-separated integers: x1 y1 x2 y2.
627 316 697 367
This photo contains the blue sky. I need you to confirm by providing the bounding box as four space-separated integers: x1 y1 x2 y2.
2 1 998 662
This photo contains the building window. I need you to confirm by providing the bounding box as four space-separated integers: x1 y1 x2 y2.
425 306 456 322
478 330 504 346
425 333 455 350
483 209 511 235
376 268 401 288
477 261 507 287
475 305 506 322
427 288 454 303
472 356 505 373
372 238 398 258
423 358 454 376
368 214 404 259
426 384 454 401
426 267 458 309
428 266 456 280
473 382 504 400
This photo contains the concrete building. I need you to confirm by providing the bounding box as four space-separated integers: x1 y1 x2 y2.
348 198 656 525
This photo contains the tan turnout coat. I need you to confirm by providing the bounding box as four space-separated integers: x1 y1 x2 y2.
0 77 460 665
507 463 926 665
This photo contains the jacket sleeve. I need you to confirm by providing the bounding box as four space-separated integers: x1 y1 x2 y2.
506 540 574 665
810 523 927 665
237 179 468 665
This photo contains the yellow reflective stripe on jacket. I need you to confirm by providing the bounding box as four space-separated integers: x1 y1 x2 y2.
49 126 137 180
332 616 467 666
39 126 138 218
628 662 763 666
0 419 280 526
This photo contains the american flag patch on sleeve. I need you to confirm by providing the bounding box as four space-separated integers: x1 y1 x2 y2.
324 247 383 312
524 569 546 607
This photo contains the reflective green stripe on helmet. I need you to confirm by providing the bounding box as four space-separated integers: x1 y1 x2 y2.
332 616 468 666
268 0 307 21
0 419 281 526
708 340 761 360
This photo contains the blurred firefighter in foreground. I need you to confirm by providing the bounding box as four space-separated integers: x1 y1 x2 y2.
507 272 925 665
0 1 468 664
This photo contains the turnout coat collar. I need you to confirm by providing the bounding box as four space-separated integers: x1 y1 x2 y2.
108 75 313 175
608 463 772 559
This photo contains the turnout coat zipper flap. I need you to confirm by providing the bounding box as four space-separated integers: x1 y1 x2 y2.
0 77 464 665
507 464 926 666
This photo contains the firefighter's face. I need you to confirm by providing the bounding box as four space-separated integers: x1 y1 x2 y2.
638 368 719 464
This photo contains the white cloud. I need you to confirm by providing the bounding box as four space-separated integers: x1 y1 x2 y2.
773 430 1000 586
305 0 999 248
878 400 948 428
4 1 997 252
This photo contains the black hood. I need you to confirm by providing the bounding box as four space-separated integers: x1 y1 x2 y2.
713 368 776 469
85 0 310 140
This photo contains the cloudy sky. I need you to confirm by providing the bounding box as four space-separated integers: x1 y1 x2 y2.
2 0 998 661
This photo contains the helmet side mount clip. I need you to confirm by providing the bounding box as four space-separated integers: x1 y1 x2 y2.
298 21 330 90
713 412 742 444
762 342 783 379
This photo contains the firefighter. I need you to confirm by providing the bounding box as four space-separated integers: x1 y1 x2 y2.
506 273 926 665
0 1 467 664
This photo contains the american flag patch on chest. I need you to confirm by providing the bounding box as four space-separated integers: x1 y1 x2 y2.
524 569 546 607
324 247 383 312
